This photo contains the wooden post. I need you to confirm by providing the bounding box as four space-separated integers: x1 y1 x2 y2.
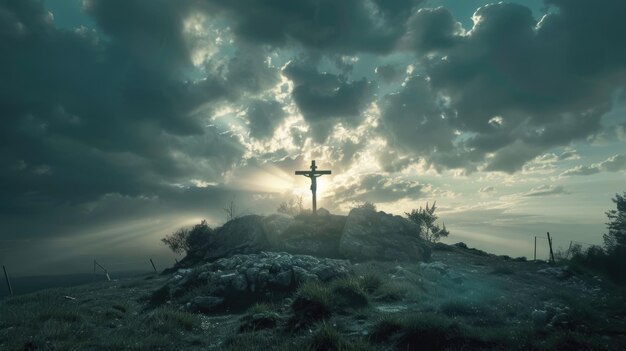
534 236 537 261
94 260 111 281
93 260 97 281
3 265 13 296
150 258 157 273
546 232 555 264
566 241 573 259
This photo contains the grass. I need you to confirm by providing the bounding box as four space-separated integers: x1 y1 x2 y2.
330 277 369 309
491 265 516 275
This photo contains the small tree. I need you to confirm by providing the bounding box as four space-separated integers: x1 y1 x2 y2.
603 192 626 254
405 202 450 242
161 228 190 255
278 195 304 216
224 198 239 222
186 220 213 253
161 220 214 255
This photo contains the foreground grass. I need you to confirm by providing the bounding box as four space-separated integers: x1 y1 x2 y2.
1 249 625 351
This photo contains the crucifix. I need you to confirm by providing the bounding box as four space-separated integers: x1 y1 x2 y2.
295 160 331 214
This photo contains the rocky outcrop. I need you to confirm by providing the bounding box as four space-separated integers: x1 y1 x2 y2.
156 252 352 312
267 212 346 257
203 215 270 261
339 208 431 262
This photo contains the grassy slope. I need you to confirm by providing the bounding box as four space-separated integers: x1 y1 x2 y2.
1 246 625 351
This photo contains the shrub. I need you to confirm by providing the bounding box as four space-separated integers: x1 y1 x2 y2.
352 201 377 212
161 220 213 255
405 202 450 242
277 195 304 216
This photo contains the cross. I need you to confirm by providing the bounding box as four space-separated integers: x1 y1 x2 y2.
295 160 331 214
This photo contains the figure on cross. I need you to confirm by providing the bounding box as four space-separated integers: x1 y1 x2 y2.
295 160 331 214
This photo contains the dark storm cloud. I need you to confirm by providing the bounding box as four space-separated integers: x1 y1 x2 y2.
379 75 456 155
375 64 403 84
402 7 463 54
200 0 423 54
282 61 374 141
245 99 285 139
0 0 255 239
381 1 626 173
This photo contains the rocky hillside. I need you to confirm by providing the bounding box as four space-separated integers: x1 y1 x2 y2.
1 209 625 350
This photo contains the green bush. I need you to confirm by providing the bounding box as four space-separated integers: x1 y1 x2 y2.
161 220 213 255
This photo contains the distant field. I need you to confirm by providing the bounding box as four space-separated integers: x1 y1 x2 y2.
0 271 146 297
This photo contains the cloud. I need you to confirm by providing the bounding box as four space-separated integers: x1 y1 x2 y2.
375 64 403 84
200 0 424 54
385 1 626 173
523 185 569 197
282 61 374 141
561 154 626 176
332 174 424 204
479 186 495 193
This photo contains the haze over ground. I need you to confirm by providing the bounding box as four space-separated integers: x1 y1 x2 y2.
1 0 625 276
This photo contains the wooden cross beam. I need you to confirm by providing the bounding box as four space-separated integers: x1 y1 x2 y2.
295 160 331 214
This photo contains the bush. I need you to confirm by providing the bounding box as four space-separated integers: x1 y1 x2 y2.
277 195 305 216
161 220 213 255
352 201 377 212
565 192 626 285
405 202 450 242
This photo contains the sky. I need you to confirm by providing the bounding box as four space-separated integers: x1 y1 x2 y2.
1 0 625 276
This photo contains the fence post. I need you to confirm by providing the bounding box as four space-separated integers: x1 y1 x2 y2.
3 265 13 296
566 241 573 259
546 232 555 264
150 258 157 273
534 236 537 261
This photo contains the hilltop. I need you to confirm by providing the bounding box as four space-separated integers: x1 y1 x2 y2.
1 209 625 350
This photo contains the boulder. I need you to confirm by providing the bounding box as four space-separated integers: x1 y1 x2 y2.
339 208 431 262
190 296 224 313
267 213 346 257
262 214 296 248
204 215 270 261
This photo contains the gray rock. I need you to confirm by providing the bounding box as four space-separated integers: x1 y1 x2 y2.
272 270 293 287
158 252 351 310
339 208 431 262
263 214 296 248
317 208 331 216
420 261 448 275
268 213 346 257
204 215 270 261
232 274 248 292
191 296 224 313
